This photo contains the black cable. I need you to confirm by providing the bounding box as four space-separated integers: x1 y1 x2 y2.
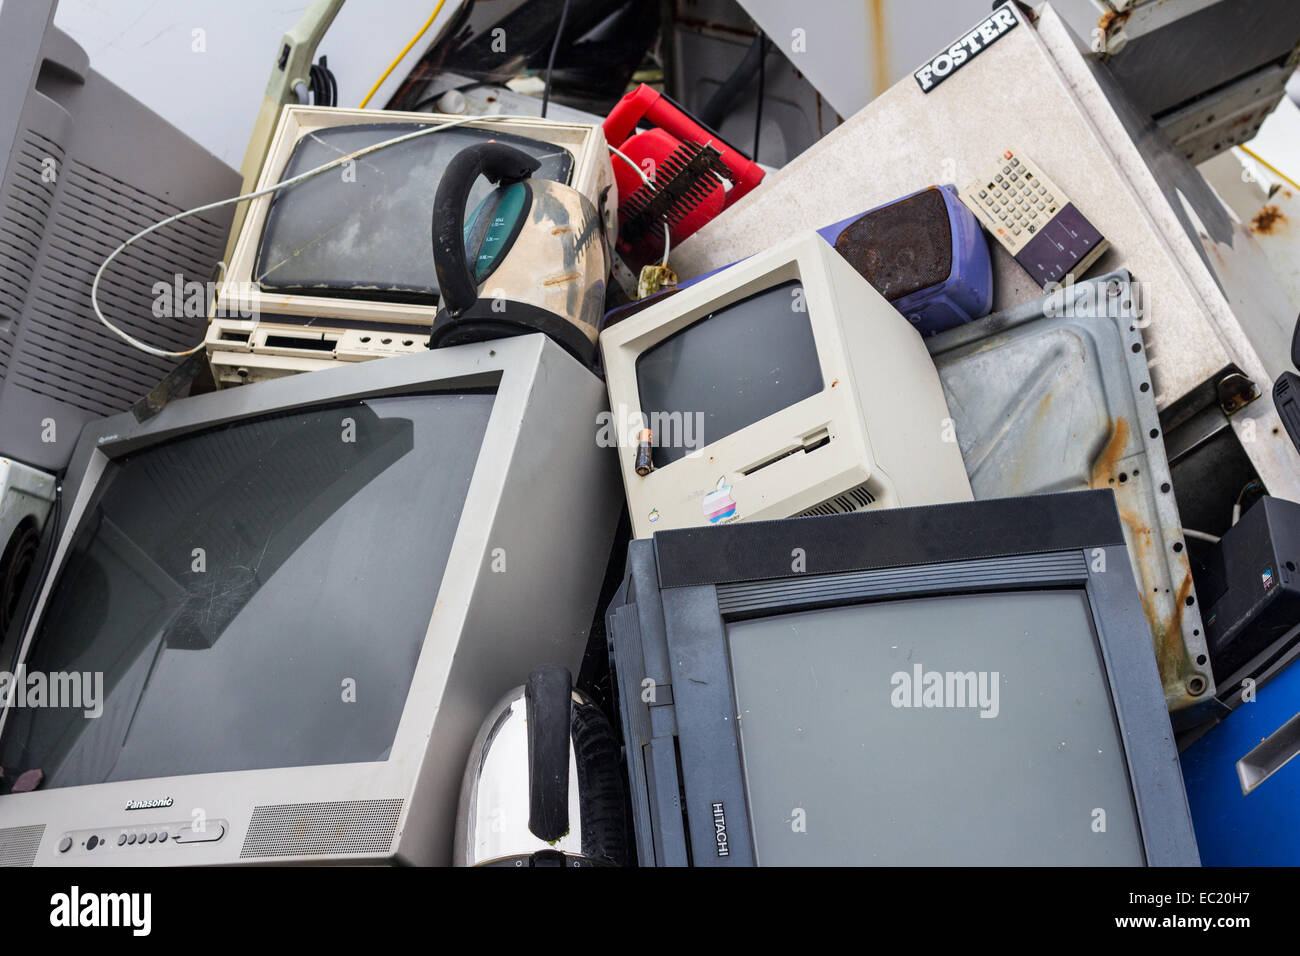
753 34 767 162
309 56 338 107
699 31 766 130
541 0 572 118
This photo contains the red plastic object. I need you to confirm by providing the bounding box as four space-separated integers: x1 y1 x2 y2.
603 84 765 259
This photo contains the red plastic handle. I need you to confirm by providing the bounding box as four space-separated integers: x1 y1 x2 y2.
602 84 765 206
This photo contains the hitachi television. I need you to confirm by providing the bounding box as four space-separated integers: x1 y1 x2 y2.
0 334 621 866
599 232 973 539
606 490 1199 866
209 106 616 387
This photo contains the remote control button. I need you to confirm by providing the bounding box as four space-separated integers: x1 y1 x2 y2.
1012 226 1021 235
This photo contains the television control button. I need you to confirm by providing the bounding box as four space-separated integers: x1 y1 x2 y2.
86 835 99 850
157 831 168 843
173 822 225 844
147 832 157 843
58 836 72 853
117 833 127 846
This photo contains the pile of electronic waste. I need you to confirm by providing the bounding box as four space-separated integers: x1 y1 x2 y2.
0 0 1297 868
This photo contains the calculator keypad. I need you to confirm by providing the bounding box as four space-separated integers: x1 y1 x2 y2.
965 149 1059 254
959 147 1110 288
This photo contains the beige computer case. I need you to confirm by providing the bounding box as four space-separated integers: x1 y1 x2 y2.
208 106 616 386
601 232 973 539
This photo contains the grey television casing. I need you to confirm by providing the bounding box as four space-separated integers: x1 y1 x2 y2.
0 0 239 472
0 334 622 866
606 489 1200 866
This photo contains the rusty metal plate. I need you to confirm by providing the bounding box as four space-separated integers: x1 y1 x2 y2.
927 271 1214 715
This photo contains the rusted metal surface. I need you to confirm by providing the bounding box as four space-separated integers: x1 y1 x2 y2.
1251 204 1287 235
928 272 1214 714
1217 372 1260 415
832 186 952 301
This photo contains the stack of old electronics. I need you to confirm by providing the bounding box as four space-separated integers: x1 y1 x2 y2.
206 105 617 385
450 140 1208 866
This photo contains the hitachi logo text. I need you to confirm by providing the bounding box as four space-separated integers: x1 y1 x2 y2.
890 664 1000 718
712 802 729 857
50 886 151 937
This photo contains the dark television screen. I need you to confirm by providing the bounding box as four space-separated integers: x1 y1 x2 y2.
635 281 823 468
254 123 573 301
726 589 1144 865
0 392 493 791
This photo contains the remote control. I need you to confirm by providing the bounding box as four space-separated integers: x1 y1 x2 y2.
960 147 1109 288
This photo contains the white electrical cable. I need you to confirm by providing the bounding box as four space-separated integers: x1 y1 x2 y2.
92 113 583 360
1182 528 1221 544
607 143 672 269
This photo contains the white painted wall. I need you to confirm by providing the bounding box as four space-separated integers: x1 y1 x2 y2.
52 0 468 167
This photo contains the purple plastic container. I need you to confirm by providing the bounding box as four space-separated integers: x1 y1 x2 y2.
817 184 993 336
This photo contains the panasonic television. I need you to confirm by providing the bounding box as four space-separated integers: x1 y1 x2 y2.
606 489 1199 866
209 105 616 386
0 334 621 866
599 232 973 538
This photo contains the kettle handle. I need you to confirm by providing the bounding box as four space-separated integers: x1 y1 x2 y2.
431 142 541 317
524 664 572 843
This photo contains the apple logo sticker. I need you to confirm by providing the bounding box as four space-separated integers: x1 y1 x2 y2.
702 476 738 524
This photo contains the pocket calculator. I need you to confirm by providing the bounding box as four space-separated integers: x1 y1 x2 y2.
960 148 1109 288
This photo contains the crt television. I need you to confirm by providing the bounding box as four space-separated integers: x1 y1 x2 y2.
600 232 972 539
605 489 1199 865
209 106 616 386
0 334 621 866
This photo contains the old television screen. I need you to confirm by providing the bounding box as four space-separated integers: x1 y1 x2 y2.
634 280 823 469
0 391 493 792
254 124 575 302
726 589 1144 865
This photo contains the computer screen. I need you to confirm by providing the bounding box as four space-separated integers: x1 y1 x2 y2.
254 123 575 301
0 391 493 792
727 590 1143 865
635 280 823 468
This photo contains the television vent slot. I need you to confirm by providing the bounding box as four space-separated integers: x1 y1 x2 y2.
9 159 225 414
0 824 45 867
798 481 876 517
240 798 404 859
0 131 65 378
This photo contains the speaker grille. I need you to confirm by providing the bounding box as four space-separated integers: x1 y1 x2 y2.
0 131 63 378
0 824 45 867
240 799 404 859
798 482 877 518
833 185 953 301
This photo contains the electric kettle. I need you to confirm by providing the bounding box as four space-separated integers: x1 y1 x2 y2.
453 664 629 867
429 142 611 367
